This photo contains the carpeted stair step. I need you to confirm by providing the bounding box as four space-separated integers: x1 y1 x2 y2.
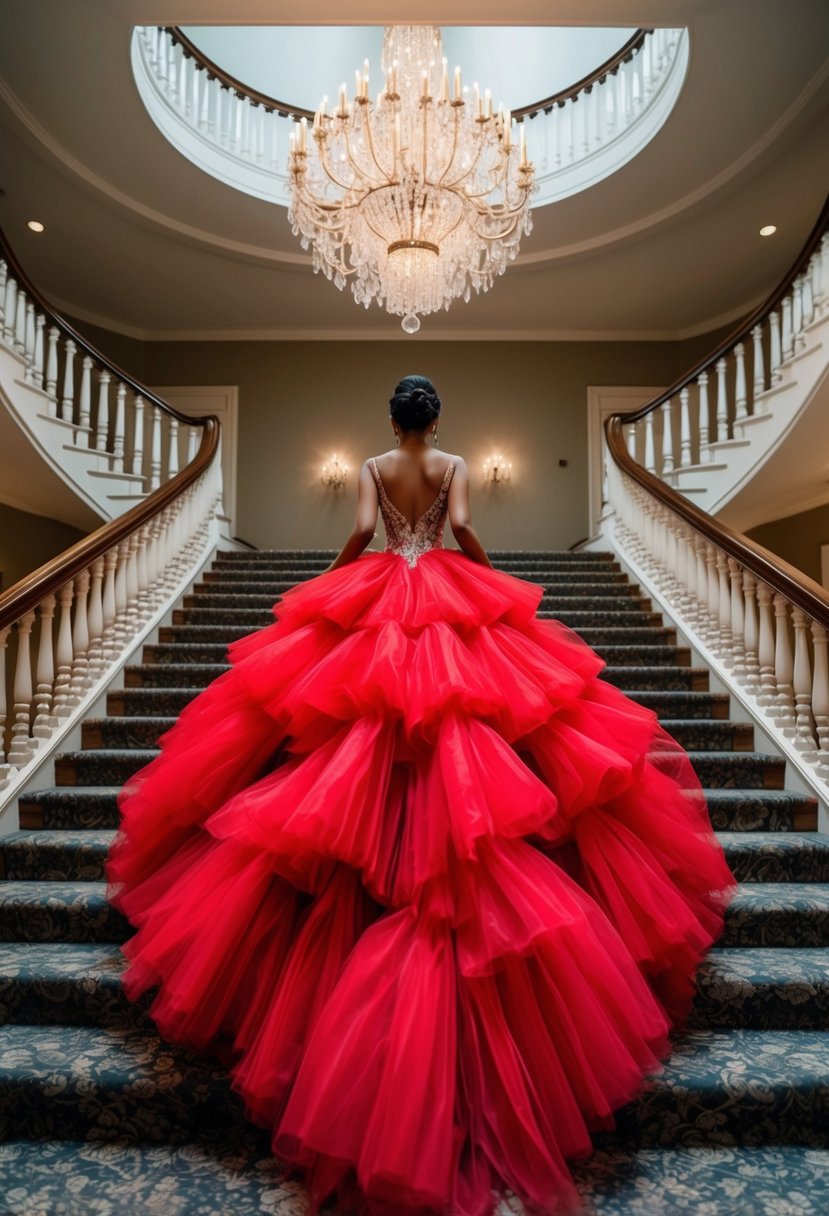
538 609 666 628
704 789 819 832
124 663 229 689
83 716 177 749
0 1133 302 1216
56 749 159 786
657 751 785 789
610 1029 829 1148
0 882 126 943
0 830 114 881
568 624 677 646
690 948 829 1030
0 1024 249 1144
721 884 829 947
601 666 709 691
591 644 690 667
143 642 231 665
573 1144 829 1216
625 690 729 719
19 787 123 830
159 623 263 644
108 687 201 716
660 720 754 751
0 942 150 1028
719 832 829 882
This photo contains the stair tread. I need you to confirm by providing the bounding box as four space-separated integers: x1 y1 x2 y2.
2 829 115 849
702 945 829 982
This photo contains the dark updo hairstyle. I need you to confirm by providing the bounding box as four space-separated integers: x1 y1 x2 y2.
389 374 442 433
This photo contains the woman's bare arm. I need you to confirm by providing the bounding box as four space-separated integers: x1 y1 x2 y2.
322 461 379 573
447 457 493 568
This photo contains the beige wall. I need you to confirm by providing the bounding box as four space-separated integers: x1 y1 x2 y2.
63 316 739 553
747 501 829 586
0 502 85 593
140 336 731 551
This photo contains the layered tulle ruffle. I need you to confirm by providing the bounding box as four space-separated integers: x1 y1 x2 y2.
107 548 736 1215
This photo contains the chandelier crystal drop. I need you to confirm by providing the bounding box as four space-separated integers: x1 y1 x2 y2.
287 25 536 332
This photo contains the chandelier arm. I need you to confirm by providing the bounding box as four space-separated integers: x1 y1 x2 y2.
315 140 359 195
362 108 394 183
342 125 388 189
468 212 523 243
436 106 462 187
443 131 490 192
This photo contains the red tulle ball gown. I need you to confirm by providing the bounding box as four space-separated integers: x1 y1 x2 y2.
106 457 735 1216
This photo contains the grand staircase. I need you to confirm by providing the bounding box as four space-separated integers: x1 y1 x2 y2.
1 549 827 1214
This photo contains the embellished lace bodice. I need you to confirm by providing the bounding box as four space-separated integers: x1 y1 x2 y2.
369 456 456 568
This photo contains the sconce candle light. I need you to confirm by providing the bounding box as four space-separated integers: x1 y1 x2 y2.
321 454 349 489
483 453 512 485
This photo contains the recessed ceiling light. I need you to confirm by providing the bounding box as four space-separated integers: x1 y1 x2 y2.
27 220 45 233
759 224 777 237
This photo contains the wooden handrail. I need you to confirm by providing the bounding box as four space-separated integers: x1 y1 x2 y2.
514 29 651 120
0 418 220 631
166 25 651 126
0 224 206 427
603 190 829 630
613 194 829 425
605 418 829 630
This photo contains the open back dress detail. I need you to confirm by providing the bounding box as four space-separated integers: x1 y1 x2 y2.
107 453 736 1216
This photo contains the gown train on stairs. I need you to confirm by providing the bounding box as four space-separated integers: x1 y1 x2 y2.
106 457 735 1216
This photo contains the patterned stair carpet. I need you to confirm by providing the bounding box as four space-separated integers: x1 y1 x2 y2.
2 549 828 1216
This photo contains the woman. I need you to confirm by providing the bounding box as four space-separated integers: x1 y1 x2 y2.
107 374 735 1216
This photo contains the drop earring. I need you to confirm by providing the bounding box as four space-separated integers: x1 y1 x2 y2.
395 434 400 447
433 429 439 447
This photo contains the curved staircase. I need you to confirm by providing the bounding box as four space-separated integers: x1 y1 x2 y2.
1 549 827 1213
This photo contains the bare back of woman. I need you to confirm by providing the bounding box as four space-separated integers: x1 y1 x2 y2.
372 447 454 531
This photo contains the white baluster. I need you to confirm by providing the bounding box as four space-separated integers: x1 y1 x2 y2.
810 621 829 778
2 273 16 344
727 558 746 678
733 342 747 422
45 326 59 413
0 627 9 771
678 386 692 467
781 293 794 360
742 570 760 696
715 356 728 442
811 242 826 313
717 552 732 657
751 324 765 403
95 370 110 451
51 582 75 722
200 69 210 132
705 544 719 634
113 382 126 473
77 355 93 446
756 581 776 706
191 56 200 122
771 593 796 734
177 46 188 112
7 611 37 767
31 593 57 743
0 259 6 330
101 548 119 665
33 313 45 389
801 266 815 329
150 406 162 490
769 309 782 385
187 425 199 464
86 556 106 682
660 400 674 475
23 300 36 380
167 417 180 479
67 568 91 700
61 338 76 423
644 411 655 473
792 275 805 351
132 393 145 475
697 371 710 463
791 607 815 752
14 286 26 354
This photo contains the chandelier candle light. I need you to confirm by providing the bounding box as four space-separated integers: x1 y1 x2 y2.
288 26 536 333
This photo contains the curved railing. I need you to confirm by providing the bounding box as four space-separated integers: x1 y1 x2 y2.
616 203 829 488
132 25 687 209
604 195 829 788
0 227 208 507
0 230 223 799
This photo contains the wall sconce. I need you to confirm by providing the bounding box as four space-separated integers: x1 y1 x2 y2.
483 453 512 485
321 454 348 489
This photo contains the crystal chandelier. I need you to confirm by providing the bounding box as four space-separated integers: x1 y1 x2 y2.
287 26 536 333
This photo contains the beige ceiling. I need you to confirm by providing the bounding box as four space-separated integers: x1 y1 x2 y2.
0 0 827 340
